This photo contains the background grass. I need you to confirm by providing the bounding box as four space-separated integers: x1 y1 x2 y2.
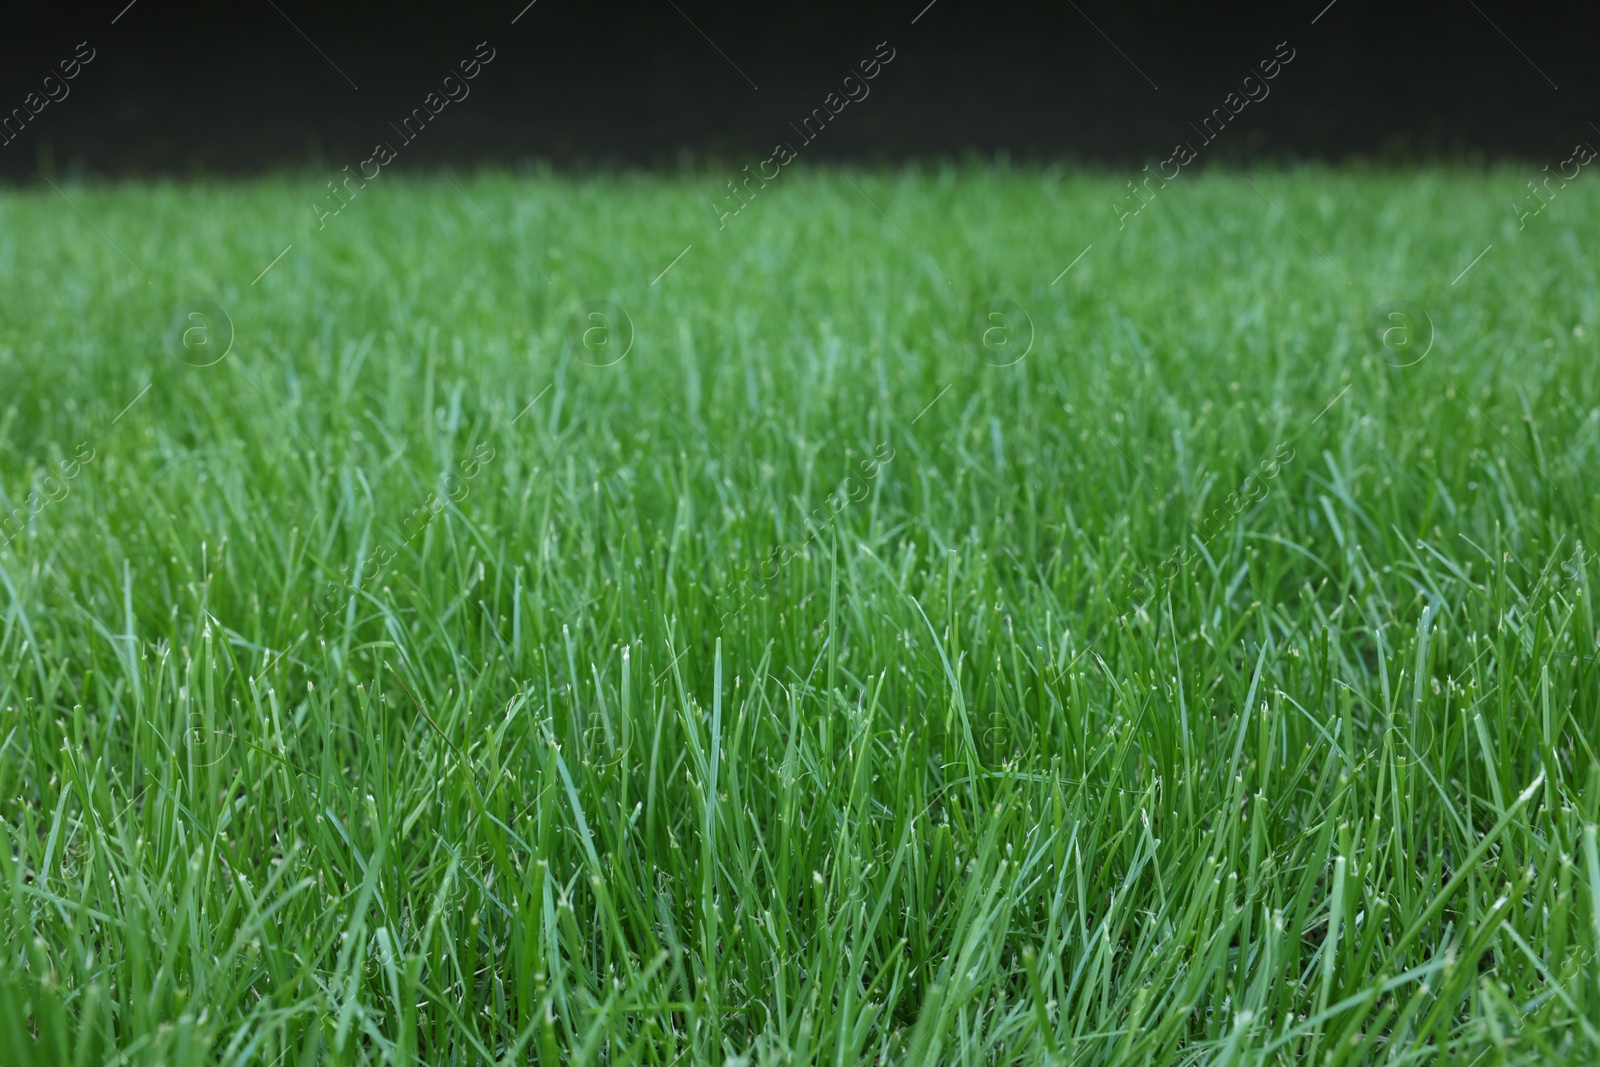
1 166 1599 1064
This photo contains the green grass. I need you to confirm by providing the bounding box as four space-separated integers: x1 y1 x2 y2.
1 165 1599 1064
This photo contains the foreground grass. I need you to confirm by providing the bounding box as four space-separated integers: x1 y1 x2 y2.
1 166 1598 1064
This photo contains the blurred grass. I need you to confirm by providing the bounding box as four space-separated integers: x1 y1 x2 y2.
1 165 1599 1064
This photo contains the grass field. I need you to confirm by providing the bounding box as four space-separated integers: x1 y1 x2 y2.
2 166 1599 1064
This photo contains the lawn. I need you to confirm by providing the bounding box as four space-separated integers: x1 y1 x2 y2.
1 166 1598 1064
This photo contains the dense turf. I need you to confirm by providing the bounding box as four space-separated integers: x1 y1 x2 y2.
2 166 1599 1064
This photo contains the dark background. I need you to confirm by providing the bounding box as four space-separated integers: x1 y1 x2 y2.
1 0 1595 180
